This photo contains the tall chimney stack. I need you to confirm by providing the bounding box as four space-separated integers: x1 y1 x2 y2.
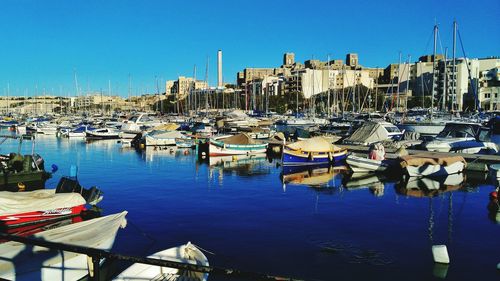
217 50 223 88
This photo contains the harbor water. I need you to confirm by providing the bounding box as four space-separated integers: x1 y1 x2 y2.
3 135 499 280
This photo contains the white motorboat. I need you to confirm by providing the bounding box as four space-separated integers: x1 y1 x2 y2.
425 122 498 154
114 242 209 281
121 113 163 135
400 155 466 177
0 211 128 281
144 130 187 146
346 154 399 173
36 123 58 135
85 127 120 139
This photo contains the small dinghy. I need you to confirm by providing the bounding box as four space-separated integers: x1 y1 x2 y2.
208 133 267 156
346 143 400 173
114 242 209 281
399 155 466 177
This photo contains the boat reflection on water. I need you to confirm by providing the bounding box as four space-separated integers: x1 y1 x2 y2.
280 164 348 192
396 173 466 198
205 153 272 180
342 173 397 197
143 146 193 162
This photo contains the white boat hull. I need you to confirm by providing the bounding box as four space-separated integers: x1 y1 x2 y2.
114 242 209 281
346 155 394 173
144 135 177 146
405 161 465 177
208 142 267 156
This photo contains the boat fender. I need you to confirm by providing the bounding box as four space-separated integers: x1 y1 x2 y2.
328 152 333 162
17 182 26 191
308 152 314 161
223 144 226 150
490 191 498 199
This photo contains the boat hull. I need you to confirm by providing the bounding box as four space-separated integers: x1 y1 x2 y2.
346 155 397 173
282 149 347 166
144 135 176 146
208 142 267 156
405 161 465 177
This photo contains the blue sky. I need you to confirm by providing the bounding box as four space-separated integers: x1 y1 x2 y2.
0 0 498 97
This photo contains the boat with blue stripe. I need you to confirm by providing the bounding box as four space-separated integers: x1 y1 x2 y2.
282 137 348 166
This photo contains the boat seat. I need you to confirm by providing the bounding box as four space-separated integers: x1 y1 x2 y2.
153 272 203 281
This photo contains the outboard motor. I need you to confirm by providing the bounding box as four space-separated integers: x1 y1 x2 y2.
55 176 103 205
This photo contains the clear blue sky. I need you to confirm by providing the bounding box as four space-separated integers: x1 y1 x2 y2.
0 0 498 97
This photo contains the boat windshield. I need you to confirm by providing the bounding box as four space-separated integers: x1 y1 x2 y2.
384 126 401 133
437 124 477 138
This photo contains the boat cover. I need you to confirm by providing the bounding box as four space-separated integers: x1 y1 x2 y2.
219 133 256 145
344 122 388 145
147 130 185 139
286 137 343 153
0 190 86 216
0 212 128 280
152 123 179 131
399 155 466 168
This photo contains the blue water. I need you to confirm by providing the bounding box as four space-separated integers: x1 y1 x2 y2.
3 135 499 280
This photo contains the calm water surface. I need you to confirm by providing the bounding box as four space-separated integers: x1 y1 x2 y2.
3 135 499 281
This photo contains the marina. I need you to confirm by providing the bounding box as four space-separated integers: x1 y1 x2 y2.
0 117 498 280
0 1 499 280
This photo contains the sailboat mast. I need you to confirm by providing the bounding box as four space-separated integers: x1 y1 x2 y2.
327 54 331 117
431 24 438 118
6 83 10 114
296 70 299 115
405 55 411 111
451 21 457 111
205 57 209 114
443 48 448 111
396 52 402 111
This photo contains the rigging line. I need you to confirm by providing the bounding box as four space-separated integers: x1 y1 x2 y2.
437 26 445 58
423 27 435 56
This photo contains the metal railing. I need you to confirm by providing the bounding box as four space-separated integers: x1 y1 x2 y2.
0 232 306 281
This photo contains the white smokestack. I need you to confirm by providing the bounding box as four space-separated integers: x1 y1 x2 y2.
217 50 222 88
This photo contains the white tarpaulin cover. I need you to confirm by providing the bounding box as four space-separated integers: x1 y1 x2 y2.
344 122 389 145
0 190 86 216
147 130 185 139
0 211 128 280
286 137 343 153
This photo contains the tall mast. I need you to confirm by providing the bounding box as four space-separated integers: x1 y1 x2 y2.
74 70 79 113
193 64 197 113
128 74 132 112
451 20 457 111
108 79 111 114
296 70 299 115
405 55 411 111
205 56 209 114
327 54 331 117
431 24 438 118
443 48 448 111
6 83 10 114
396 52 402 111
